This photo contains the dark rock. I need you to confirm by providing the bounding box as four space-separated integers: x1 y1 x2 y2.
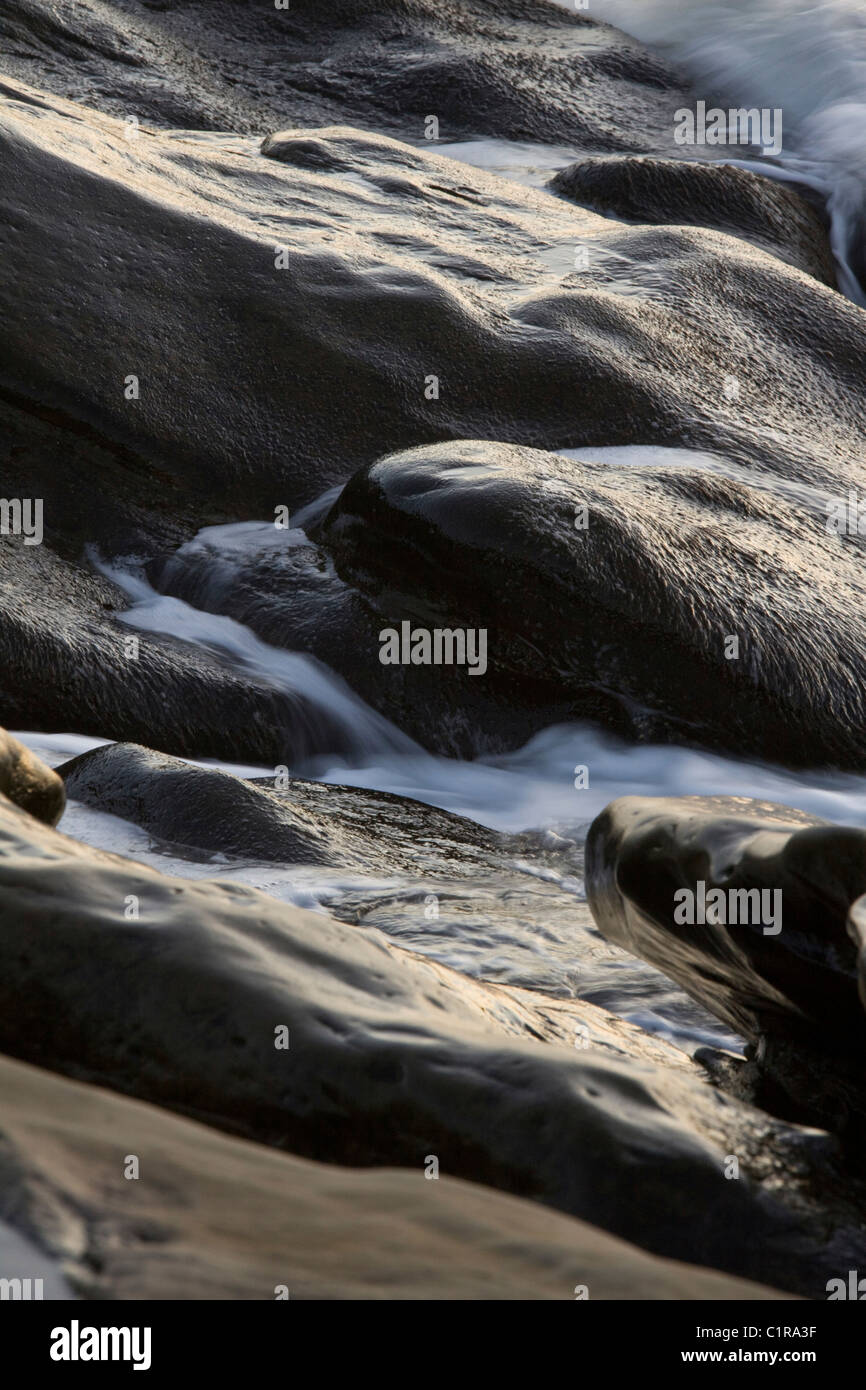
316 439 866 768
145 521 573 758
59 740 503 873
0 0 691 149
584 794 866 1047
1 89 863 554
551 155 838 287
585 795 866 1132
0 544 359 765
0 787 861 1296
1 82 864 764
56 740 740 1043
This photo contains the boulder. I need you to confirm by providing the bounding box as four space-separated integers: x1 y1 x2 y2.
1 84 862 548
59 741 502 874
315 439 866 768
551 155 838 286
585 794 866 1131
0 0 691 149
1 82 865 761
0 544 363 765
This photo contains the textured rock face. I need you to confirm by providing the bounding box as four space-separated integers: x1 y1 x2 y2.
550 155 839 286
0 78 864 762
313 439 866 767
0 782 861 1296
59 741 504 873
1 0 865 1310
8 85 856 548
0 1053 789 1301
0 0 690 148
0 544 363 765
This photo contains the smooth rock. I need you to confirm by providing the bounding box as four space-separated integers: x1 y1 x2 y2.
59 741 502 873
551 155 838 286
585 794 866 1131
2 84 865 762
0 728 64 825
317 439 866 768
0 1053 790 1301
0 789 858 1295
0 546 356 765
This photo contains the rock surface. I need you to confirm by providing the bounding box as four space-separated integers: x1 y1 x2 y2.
0 727 64 825
585 794 866 1132
60 741 504 873
0 543 360 765
0 779 862 1295
0 1053 789 1301
315 439 866 767
59 740 730 1036
551 155 838 286
585 794 866 1046
2 0 864 1308
0 79 864 764
0 0 691 149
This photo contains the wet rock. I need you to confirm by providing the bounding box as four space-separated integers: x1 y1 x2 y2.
0 546 360 765
551 155 838 286
0 789 860 1295
585 794 866 1132
59 740 503 873
316 439 866 769
848 895 866 1016
1 83 865 762
144 521 567 758
0 728 63 825
57 739 739 1045
0 1053 789 1301
1 88 863 553
584 794 866 1046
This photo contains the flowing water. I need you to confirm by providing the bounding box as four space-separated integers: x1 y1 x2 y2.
21 0 866 1056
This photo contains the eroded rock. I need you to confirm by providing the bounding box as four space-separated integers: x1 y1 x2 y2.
551 155 838 286
585 794 866 1132
0 788 859 1294
0 0 691 149
315 439 866 768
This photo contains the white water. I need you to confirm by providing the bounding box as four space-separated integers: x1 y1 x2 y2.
88 551 417 764
433 138 583 189
586 0 866 301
